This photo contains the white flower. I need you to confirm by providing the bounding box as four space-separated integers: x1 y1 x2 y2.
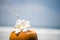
13 19 30 33
23 28 28 32
15 28 21 34
12 19 31 34
15 19 30 30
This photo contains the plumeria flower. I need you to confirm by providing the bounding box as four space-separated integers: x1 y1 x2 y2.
15 28 21 34
13 19 31 34
15 19 30 30
12 28 21 34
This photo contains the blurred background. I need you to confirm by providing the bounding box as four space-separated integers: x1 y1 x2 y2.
0 0 60 40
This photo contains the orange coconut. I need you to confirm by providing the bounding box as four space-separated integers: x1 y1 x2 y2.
10 30 38 40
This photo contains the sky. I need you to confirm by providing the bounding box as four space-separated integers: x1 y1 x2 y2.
0 0 60 29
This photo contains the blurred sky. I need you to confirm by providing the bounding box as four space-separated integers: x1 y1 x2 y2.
0 0 60 29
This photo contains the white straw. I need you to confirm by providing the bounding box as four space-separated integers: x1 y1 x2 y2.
9 9 20 19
